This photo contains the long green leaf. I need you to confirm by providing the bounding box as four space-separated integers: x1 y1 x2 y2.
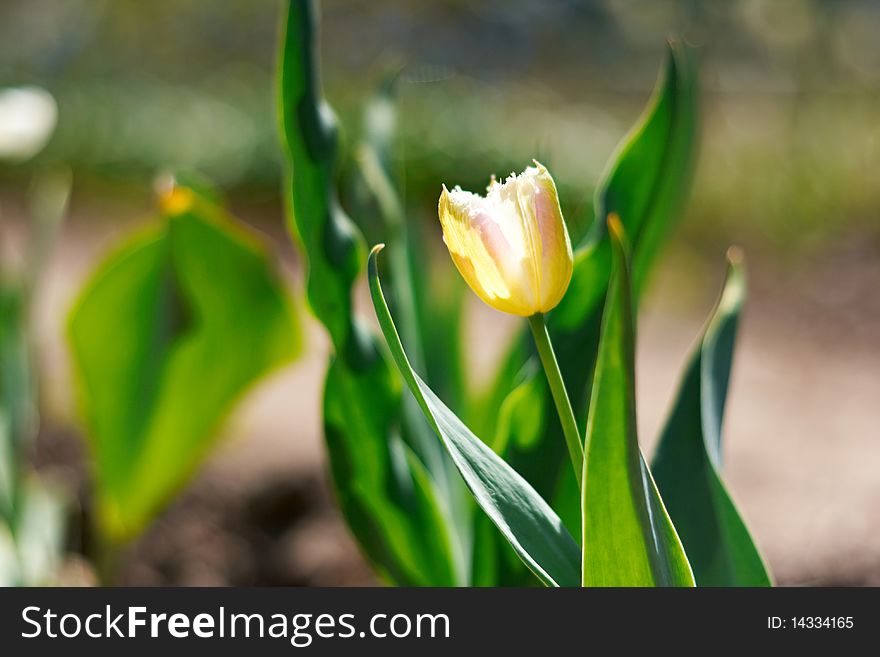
474 365 549 586
278 0 362 352
0 288 33 523
556 39 698 332
68 186 298 541
581 221 694 587
652 253 772 586
323 335 459 586
356 77 469 543
0 169 69 584
279 0 460 585
369 245 580 587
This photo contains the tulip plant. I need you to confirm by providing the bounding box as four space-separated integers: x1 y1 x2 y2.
281 0 771 587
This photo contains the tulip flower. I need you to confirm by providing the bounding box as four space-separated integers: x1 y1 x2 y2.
438 161 573 317
438 162 584 486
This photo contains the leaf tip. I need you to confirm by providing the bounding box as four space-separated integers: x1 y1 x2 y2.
725 245 745 268
720 246 747 313
607 212 627 248
724 246 747 291
368 242 385 278
155 174 194 218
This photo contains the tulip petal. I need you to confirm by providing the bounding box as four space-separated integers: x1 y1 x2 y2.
438 163 572 317
439 186 534 316
531 162 573 312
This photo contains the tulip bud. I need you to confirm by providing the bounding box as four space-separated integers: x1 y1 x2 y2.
438 161 573 317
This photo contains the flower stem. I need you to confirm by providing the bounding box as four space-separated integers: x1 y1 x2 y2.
527 313 584 489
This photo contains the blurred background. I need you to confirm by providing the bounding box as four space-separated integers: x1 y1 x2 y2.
0 0 878 585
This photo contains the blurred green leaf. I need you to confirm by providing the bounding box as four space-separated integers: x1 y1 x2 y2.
358 74 474 574
0 288 34 522
652 253 772 586
356 80 462 496
0 411 11 526
581 223 694 587
279 0 461 585
13 477 65 585
23 169 71 298
0 477 65 586
0 172 69 585
370 246 580 587
493 367 545 455
0 523 15 586
68 186 298 541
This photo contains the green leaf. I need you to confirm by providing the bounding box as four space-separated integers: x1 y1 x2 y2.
370 245 580 587
0 523 16 586
651 253 772 586
581 222 694 587
68 186 299 541
278 0 363 352
355 77 466 529
279 0 461 586
323 326 460 586
0 288 34 522
477 366 550 587
556 40 698 332
493 368 545 455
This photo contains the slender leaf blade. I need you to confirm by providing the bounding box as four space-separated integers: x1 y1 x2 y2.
279 0 460 585
581 222 694 587
651 254 772 586
556 39 699 332
355 77 469 552
278 0 363 351
0 288 34 522
322 330 460 586
370 246 580 587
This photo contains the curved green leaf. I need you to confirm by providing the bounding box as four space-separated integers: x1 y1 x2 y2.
581 221 694 587
651 253 772 586
355 76 469 547
0 288 33 523
68 186 299 541
369 246 580 588
323 334 459 586
556 39 698 331
279 0 460 585
278 0 363 352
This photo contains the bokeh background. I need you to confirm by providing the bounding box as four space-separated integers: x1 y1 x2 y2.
1 0 878 585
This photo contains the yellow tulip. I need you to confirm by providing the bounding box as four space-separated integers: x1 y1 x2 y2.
438 161 573 316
